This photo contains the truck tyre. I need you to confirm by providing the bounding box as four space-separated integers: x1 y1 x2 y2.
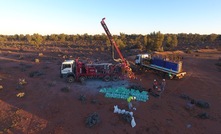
112 75 119 81
103 75 111 82
67 76 75 83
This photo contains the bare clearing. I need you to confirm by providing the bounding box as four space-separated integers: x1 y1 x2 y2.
0 46 221 134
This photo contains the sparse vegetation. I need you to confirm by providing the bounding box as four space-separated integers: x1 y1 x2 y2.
38 53 43 56
0 33 220 52
18 55 24 60
215 62 221 67
35 58 40 63
61 86 70 92
85 112 100 128
16 78 27 90
48 81 56 87
16 92 25 98
19 78 27 85
185 48 193 54
29 71 44 77
19 63 32 72
79 94 87 103
0 31 220 134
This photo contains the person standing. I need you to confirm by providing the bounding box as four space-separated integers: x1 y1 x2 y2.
158 79 166 97
161 79 166 92
127 96 136 109
153 79 158 90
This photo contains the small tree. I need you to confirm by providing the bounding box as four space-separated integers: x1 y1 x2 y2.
165 35 172 48
171 34 178 48
116 38 125 49
150 31 164 51
32 33 43 47
0 35 7 41
25 34 32 43
59 33 66 42
165 34 178 50
207 34 218 42
50 34 58 41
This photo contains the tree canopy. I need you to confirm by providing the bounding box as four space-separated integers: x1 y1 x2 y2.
0 33 220 51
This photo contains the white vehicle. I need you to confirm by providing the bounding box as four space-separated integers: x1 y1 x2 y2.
60 60 75 78
135 54 186 79
135 54 151 65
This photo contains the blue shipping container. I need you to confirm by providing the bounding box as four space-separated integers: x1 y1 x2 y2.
152 58 165 67
165 61 182 72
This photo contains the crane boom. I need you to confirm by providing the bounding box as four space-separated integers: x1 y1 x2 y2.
100 18 126 64
100 18 135 79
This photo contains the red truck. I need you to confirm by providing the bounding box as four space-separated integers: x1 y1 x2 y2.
60 59 124 83
60 18 134 83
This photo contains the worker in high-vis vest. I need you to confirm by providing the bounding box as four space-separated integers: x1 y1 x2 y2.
127 96 136 109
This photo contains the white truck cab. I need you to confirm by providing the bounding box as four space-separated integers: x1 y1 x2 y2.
135 54 151 65
60 60 75 76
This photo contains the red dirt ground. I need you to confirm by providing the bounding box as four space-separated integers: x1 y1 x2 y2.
0 47 221 134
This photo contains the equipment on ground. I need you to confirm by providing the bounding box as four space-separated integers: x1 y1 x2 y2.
135 54 186 79
99 87 148 102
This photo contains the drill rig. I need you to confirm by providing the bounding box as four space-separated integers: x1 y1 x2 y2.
60 18 135 84
100 18 134 79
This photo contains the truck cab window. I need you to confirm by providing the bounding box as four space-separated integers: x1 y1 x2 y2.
62 64 71 69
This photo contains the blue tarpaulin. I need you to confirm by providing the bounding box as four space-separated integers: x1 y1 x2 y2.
99 87 149 102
